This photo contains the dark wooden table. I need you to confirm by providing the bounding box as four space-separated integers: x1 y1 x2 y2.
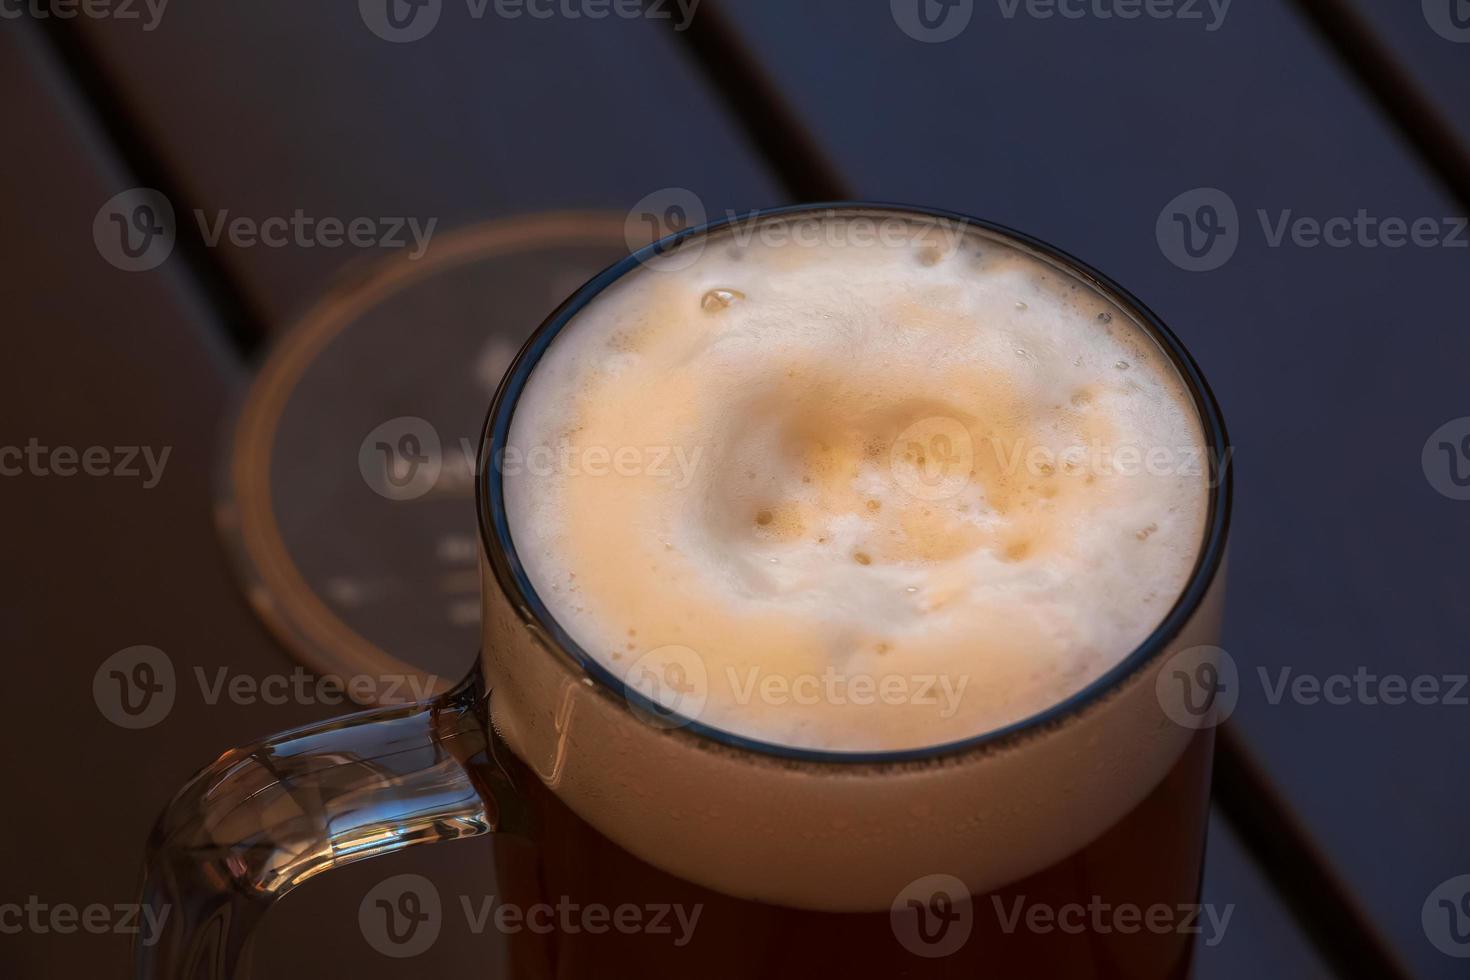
4 3 1467 977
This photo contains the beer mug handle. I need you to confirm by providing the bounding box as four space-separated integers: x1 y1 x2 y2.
134 671 513 980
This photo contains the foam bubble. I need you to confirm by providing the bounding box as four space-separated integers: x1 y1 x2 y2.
504 213 1208 751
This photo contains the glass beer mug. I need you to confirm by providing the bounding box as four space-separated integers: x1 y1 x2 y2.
136 205 1232 980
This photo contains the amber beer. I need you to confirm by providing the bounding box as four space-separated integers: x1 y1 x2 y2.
481 729 1214 978
479 207 1230 977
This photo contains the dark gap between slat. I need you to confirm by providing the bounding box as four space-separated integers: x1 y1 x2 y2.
29 14 266 358
641 0 852 202
1214 727 1414 979
1286 0 1470 213
654 3 1419 977
1232 1 1467 967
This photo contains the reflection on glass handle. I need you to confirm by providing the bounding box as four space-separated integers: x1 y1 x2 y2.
135 674 510 980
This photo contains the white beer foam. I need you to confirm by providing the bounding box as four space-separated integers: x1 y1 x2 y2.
504 212 1207 752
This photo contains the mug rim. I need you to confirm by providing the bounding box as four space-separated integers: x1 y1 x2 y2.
476 201 1233 766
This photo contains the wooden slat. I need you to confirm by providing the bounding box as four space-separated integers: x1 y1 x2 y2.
1195 815 1335 980
709 3 1465 976
1333 0 1470 161
2 8 774 980
1280 0 1470 221
63 2 784 327
0 20 327 979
